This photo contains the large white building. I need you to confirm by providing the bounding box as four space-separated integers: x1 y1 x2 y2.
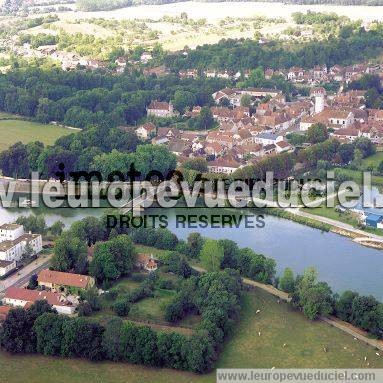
0 223 42 265
147 101 176 118
0 224 24 241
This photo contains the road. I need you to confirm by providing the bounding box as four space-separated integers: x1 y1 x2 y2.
0 254 52 295
287 207 383 241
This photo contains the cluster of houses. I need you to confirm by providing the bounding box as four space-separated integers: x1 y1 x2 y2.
135 87 310 174
135 82 383 174
11 42 155 73
300 87 383 144
0 223 42 277
179 62 383 86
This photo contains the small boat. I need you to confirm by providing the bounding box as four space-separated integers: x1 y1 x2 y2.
20 199 37 207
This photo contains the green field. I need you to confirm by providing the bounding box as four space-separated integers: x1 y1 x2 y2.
0 119 75 152
361 151 383 170
89 272 186 332
1 288 383 383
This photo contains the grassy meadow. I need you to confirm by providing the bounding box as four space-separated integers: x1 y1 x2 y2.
1 288 383 383
0 118 74 152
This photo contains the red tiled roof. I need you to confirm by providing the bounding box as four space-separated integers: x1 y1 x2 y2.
148 101 171 111
4 287 68 307
38 269 92 289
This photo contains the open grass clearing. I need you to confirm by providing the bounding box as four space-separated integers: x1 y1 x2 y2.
0 119 74 152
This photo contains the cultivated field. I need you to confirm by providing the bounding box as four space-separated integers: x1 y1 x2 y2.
60 2 383 23
0 119 74 151
1 287 383 383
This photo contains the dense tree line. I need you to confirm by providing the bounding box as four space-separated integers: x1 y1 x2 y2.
279 267 383 338
348 74 383 109
165 24 383 71
0 130 178 179
0 66 227 128
0 269 242 373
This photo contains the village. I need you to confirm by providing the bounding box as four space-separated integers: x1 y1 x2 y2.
132 75 383 175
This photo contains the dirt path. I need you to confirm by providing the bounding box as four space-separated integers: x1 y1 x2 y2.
192 265 383 352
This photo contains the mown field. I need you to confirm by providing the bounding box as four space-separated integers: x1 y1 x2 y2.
0 119 74 152
1 287 383 383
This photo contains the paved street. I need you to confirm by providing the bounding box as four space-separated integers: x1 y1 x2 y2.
0 253 52 295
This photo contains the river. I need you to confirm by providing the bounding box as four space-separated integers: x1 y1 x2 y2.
0 203 382 300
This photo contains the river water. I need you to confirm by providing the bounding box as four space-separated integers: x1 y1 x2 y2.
0 203 382 300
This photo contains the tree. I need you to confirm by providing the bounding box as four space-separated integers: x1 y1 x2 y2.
61 318 104 361
278 268 295 293
183 158 208 173
186 232 205 258
184 331 216 373
172 90 196 113
33 312 67 356
133 144 177 179
102 318 124 361
51 232 88 273
90 235 135 283
351 148 363 169
306 123 328 144
240 94 251 107
69 217 105 246
80 286 101 311
1 301 53 354
199 239 223 272
16 215 46 234
50 221 65 236
336 290 359 322
353 137 375 158
301 282 334 320
198 106 215 130
113 297 131 316
218 239 239 269
78 302 93 317
27 274 38 289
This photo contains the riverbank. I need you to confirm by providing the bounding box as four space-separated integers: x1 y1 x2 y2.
288 207 383 249
193 265 383 352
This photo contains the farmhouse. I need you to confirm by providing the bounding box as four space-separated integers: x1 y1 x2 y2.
136 254 158 272
135 122 156 140
37 269 95 293
3 287 76 315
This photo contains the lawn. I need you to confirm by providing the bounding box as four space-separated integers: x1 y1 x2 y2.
0 119 75 152
1 288 383 383
90 272 186 331
334 167 383 186
361 151 383 170
134 244 172 259
304 204 360 227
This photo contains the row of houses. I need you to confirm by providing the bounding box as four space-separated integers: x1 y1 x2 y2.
0 252 159 319
178 62 383 86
